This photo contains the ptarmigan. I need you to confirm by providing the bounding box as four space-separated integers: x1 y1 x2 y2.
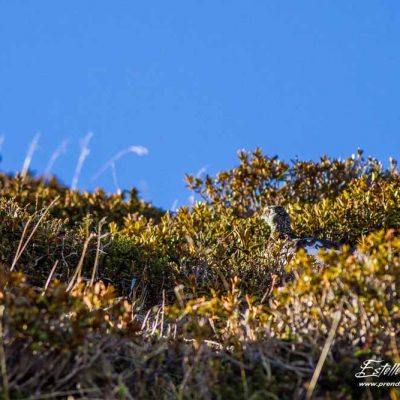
261 205 340 261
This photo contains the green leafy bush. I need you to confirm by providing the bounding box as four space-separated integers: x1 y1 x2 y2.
0 149 399 399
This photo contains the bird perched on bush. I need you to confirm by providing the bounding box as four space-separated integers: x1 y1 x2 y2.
261 205 340 259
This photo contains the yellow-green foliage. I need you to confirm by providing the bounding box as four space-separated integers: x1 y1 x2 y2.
186 148 389 213
0 268 136 351
0 172 163 226
0 149 399 399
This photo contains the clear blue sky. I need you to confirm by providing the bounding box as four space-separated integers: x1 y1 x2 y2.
0 1 399 209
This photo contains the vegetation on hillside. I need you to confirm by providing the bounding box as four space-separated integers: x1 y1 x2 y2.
0 149 399 399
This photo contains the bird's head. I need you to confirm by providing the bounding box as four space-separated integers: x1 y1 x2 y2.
261 205 294 237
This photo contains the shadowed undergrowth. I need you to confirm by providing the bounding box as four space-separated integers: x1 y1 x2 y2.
0 149 399 399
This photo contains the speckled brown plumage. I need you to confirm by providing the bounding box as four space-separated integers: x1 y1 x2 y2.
261 205 340 257
261 206 295 239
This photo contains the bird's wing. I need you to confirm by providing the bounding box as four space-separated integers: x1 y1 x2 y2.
294 237 339 256
317 238 340 249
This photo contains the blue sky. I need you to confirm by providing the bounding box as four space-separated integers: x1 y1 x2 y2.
0 1 399 209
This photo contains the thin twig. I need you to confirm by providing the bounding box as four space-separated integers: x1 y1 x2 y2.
92 145 148 181
306 304 343 400
72 132 93 190
160 289 166 337
66 233 94 292
11 197 60 271
44 139 69 182
10 216 33 271
151 306 162 336
42 260 60 295
21 133 40 181
261 273 278 303
141 309 152 331
90 218 108 287
110 162 121 195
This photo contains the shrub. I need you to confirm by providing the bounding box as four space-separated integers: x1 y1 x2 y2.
0 149 399 399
